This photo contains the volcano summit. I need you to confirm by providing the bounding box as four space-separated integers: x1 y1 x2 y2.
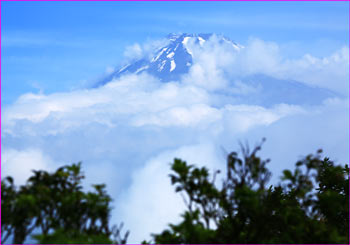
95 33 336 106
97 33 241 85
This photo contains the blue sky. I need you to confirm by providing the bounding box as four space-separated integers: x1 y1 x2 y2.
1 2 349 243
1 1 349 105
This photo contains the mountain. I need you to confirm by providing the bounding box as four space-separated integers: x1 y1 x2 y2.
225 74 336 106
96 33 241 86
95 33 337 106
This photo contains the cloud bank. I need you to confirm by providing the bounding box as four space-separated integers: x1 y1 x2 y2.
1 36 348 243
181 36 349 94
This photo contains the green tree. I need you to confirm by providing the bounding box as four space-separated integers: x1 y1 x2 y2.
1 163 129 244
153 141 349 243
2 142 348 244
1 177 18 243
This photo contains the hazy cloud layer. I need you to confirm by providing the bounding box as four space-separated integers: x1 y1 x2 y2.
1 37 348 243
182 36 349 93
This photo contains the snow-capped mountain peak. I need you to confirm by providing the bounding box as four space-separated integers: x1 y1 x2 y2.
94 33 336 107
96 33 241 86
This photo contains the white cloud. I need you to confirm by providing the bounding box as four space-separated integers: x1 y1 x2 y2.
117 143 224 243
123 38 170 61
2 73 303 137
234 39 349 94
278 46 349 93
1 148 59 186
132 104 222 127
181 35 237 91
181 36 348 94
235 38 282 75
222 103 305 133
124 43 143 60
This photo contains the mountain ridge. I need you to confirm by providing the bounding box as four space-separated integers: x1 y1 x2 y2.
94 33 337 106
96 33 241 86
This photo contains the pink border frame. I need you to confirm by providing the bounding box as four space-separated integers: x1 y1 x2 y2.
0 1 349 244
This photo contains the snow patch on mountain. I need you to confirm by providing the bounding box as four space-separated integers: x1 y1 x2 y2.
170 60 176 72
135 65 149 74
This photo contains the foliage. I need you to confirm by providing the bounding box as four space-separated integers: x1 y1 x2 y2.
2 141 349 244
153 141 349 244
1 163 129 244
